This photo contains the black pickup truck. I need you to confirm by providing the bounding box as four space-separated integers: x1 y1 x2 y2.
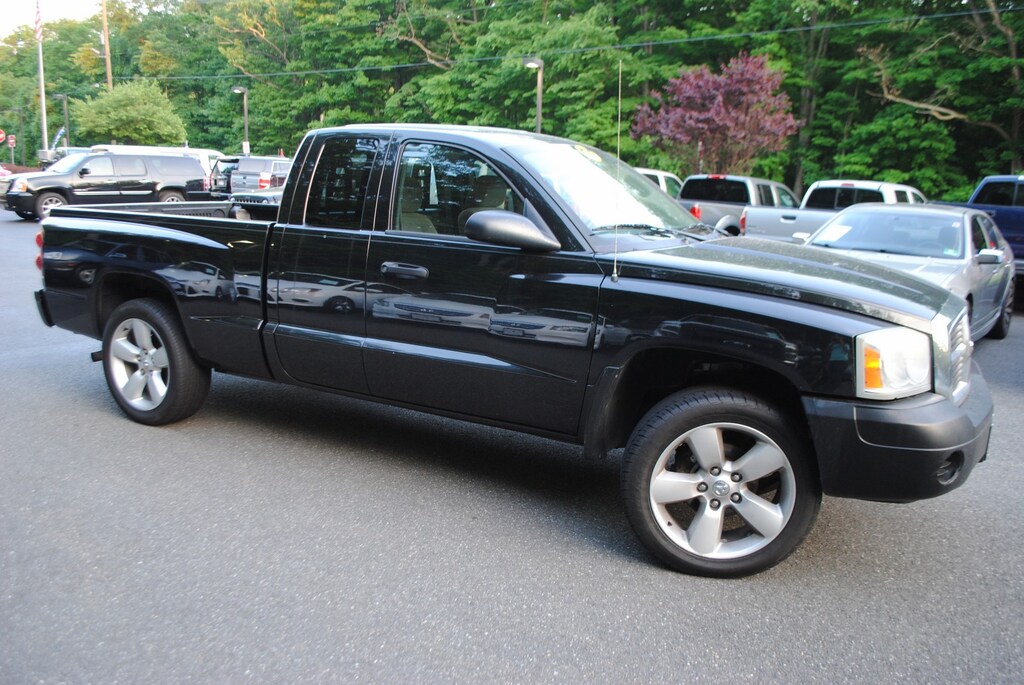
34 124 993 577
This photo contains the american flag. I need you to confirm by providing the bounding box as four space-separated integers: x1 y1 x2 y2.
34 1 43 44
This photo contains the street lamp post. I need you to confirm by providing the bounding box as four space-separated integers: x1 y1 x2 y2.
53 94 71 147
232 86 250 155
522 56 544 134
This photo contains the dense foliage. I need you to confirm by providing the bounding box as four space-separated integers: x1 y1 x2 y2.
1 0 1020 200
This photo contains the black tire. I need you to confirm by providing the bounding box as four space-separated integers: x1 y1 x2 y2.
986 283 1014 340
35 192 65 218
325 296 355 314
621 387 821 577
101 298 211 425
159 190 185 202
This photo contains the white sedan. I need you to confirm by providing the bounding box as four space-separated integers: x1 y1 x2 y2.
804 203 1015 340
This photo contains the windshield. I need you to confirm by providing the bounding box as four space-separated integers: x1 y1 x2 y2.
510 141 706 250
47 153 90 173
810 208 965 259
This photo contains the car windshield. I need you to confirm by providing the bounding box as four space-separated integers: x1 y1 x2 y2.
510 141 706 251
810 209 965 259
47 153 89 173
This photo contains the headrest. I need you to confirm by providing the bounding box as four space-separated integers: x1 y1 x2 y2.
472 176 507 207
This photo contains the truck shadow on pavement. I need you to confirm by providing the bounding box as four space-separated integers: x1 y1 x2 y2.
195 373 646 565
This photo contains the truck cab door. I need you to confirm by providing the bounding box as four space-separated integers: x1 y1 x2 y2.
265 132 389 394
362 138 601 436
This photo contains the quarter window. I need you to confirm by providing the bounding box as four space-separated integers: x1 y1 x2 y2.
305 137 378 229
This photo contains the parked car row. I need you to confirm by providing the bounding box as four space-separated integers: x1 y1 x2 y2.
1 146 293 221
637 167 1016 339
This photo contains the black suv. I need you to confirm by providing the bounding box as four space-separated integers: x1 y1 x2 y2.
2 152 210 220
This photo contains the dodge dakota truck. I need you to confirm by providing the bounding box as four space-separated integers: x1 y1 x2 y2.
34 124 993 578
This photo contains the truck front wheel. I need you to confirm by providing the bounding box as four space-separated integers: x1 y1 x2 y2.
102 299 211 425
621 388 820 577
35 192 65 218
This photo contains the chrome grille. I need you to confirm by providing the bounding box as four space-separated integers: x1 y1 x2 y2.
948 312 972 406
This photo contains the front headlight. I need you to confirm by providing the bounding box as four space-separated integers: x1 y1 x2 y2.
855 327 932 400
11 179 28 193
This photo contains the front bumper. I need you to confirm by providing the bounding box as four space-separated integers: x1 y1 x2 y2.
4 192 36 214
803 361 992 503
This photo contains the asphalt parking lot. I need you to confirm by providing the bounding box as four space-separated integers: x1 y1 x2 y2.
1 213 1022 683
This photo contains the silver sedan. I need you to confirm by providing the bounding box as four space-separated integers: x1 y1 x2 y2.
804 203 1015 340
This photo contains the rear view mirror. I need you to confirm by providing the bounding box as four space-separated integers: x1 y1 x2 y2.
977 249 1003 265
79 167 91 177
464 210 561 252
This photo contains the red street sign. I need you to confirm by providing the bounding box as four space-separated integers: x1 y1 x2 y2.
7 135 14 148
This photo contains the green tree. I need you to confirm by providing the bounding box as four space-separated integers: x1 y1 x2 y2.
72 81 187 145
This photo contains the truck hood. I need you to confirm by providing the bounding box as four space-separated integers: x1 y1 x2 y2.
606 237 957 331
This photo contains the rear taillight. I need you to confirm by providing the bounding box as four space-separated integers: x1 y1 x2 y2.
258 172 271 190
35 231 43 270
690 204 702 221
739 209 747 235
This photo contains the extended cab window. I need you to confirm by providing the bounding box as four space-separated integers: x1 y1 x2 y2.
392 142 522 236
305 137 378 228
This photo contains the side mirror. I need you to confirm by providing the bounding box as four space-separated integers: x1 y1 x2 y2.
977 248 1003 264
78 167 91 177
464 210 561 252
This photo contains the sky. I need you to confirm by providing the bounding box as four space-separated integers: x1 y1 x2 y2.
0 1 101 39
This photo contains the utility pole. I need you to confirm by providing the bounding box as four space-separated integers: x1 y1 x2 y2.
102 0 113 92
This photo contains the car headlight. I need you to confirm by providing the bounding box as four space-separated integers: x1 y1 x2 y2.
12 179 28 193
855 327 932 400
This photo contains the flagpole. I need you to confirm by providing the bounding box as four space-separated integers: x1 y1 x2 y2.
35 1 48 157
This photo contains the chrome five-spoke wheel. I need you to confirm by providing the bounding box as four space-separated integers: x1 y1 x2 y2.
622 388 820 577
649 422 795 560
107 317 171 411
101 299 210 425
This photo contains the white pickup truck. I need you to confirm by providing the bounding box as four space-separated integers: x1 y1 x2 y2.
741 179 927 241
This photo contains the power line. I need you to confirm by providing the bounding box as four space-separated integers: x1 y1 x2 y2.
130 6 1023 84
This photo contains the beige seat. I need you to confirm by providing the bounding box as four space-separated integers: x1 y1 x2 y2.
398 180 437 233
457 176 508 232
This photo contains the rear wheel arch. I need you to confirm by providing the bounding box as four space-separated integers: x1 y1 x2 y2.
95 273 182 341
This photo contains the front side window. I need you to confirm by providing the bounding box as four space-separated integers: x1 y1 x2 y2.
305 137 378 229
392 142 522 236
83 157 114 176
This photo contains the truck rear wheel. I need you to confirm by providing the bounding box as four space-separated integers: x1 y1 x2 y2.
102 299 211 425
621 387 820 577
159 190 185 202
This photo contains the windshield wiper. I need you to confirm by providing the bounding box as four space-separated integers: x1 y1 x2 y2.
591 223 665 234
